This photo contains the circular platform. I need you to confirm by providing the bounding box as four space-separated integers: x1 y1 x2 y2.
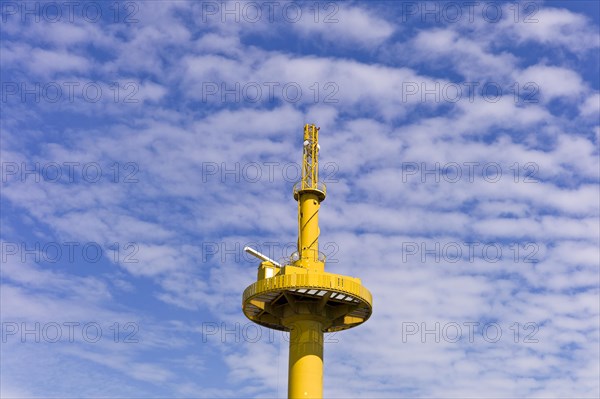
242 272 373 332
293 181 327 202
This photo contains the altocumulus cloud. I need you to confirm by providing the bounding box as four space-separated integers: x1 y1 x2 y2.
0 1 598 398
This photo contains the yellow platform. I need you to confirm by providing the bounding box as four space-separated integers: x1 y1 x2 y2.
243 266 373 332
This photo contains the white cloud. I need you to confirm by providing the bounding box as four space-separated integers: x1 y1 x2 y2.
292 5 395 47
580 92 600 117
499 6 600 53
407 28 518 81
516 64 587 102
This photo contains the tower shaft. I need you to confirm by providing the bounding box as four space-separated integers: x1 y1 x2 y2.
298 192 322 270
286 318 324 399
291 124 326 398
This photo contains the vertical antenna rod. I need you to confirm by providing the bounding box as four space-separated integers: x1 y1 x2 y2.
294 124 326 272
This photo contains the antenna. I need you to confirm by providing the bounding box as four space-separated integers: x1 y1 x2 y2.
244 246 282 267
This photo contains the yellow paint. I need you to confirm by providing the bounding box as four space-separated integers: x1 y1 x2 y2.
286 318 324 399
242 124 373 399
297 192 323 271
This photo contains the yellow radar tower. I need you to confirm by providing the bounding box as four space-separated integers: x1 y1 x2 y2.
242 124 373 399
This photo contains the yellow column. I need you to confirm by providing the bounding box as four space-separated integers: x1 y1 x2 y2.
287 319 324 399
298 192 322 270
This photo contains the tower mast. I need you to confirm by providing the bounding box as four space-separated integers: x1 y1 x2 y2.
243 124 373 399
296 124 325 272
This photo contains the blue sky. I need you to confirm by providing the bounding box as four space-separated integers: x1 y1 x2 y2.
1 1 599 397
